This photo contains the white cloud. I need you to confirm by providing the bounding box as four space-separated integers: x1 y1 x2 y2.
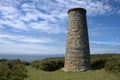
0 5 29 30
29 22 50 30
0 34 54 44
0 0 115 33
0 32 64 54
90 41 120 46
0 0 21 8
20 13 38 22
0 39 15 44
0 0 119 54
0 19 29 30
90 41 120 54
115 0 120 3
117 10 120 14
90 46 120 54
0 24 4 29
0 43 65 54
19 37 54 43
53 0 112 15
0 34 21 39
0 6 17 15
29 21 66 34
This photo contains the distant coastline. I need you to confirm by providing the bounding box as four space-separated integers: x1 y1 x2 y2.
0 53 119 62
0 54 65 62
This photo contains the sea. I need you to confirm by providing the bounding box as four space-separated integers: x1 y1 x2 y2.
0 54 64 62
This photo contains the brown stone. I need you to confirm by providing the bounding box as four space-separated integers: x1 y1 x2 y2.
64 8 90 72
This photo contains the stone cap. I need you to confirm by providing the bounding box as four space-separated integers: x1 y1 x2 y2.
68 8 86 14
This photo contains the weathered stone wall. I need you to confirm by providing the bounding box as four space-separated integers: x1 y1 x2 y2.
64 8 90 71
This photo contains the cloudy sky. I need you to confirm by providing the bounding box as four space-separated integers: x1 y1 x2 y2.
0 0 120 55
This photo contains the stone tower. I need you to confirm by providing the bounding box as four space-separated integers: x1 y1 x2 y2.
64 8 90 71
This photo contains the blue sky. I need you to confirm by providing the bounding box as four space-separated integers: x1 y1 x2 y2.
0 0 120 54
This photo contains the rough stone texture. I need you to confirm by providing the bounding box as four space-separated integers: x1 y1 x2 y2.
63 8 90 72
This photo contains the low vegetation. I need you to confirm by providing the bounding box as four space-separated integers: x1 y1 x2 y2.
31 54 120 73
105 57 120 72
0 59 28 80
91 54 120 73
31 57 64 71
0 54 120 80
25 66 120 80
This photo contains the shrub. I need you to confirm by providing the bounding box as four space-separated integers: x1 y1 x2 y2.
31 54 120 73
0 59 27 80
22 61 30 66
91 54 120 71
91 59 106 69
31 57 64 71
105 57 120 73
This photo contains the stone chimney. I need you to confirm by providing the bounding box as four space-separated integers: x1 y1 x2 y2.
63 8 90 71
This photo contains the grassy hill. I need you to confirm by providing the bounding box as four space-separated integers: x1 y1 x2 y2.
0 54 120 80
25 54 120 80
25 66 120 80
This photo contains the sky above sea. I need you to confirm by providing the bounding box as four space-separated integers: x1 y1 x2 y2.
0 0 120 55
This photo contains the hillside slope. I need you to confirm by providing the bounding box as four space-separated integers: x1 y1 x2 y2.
25 66 120 80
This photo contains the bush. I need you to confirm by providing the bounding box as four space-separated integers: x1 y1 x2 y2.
91 59 106 69
91 54 120 70
105 57 120 73
31 57 64 71
31 54 120 73
0 59 27 80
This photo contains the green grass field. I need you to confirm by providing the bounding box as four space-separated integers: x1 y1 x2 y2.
25 66 120 80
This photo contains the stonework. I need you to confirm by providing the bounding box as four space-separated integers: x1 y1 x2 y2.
63 8 90 72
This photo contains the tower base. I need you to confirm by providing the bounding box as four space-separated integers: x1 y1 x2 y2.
62 67 91 72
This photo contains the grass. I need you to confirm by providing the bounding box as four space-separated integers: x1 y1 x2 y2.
25 66 120 80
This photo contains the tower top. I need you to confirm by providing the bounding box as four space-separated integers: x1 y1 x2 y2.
68 8 86 14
